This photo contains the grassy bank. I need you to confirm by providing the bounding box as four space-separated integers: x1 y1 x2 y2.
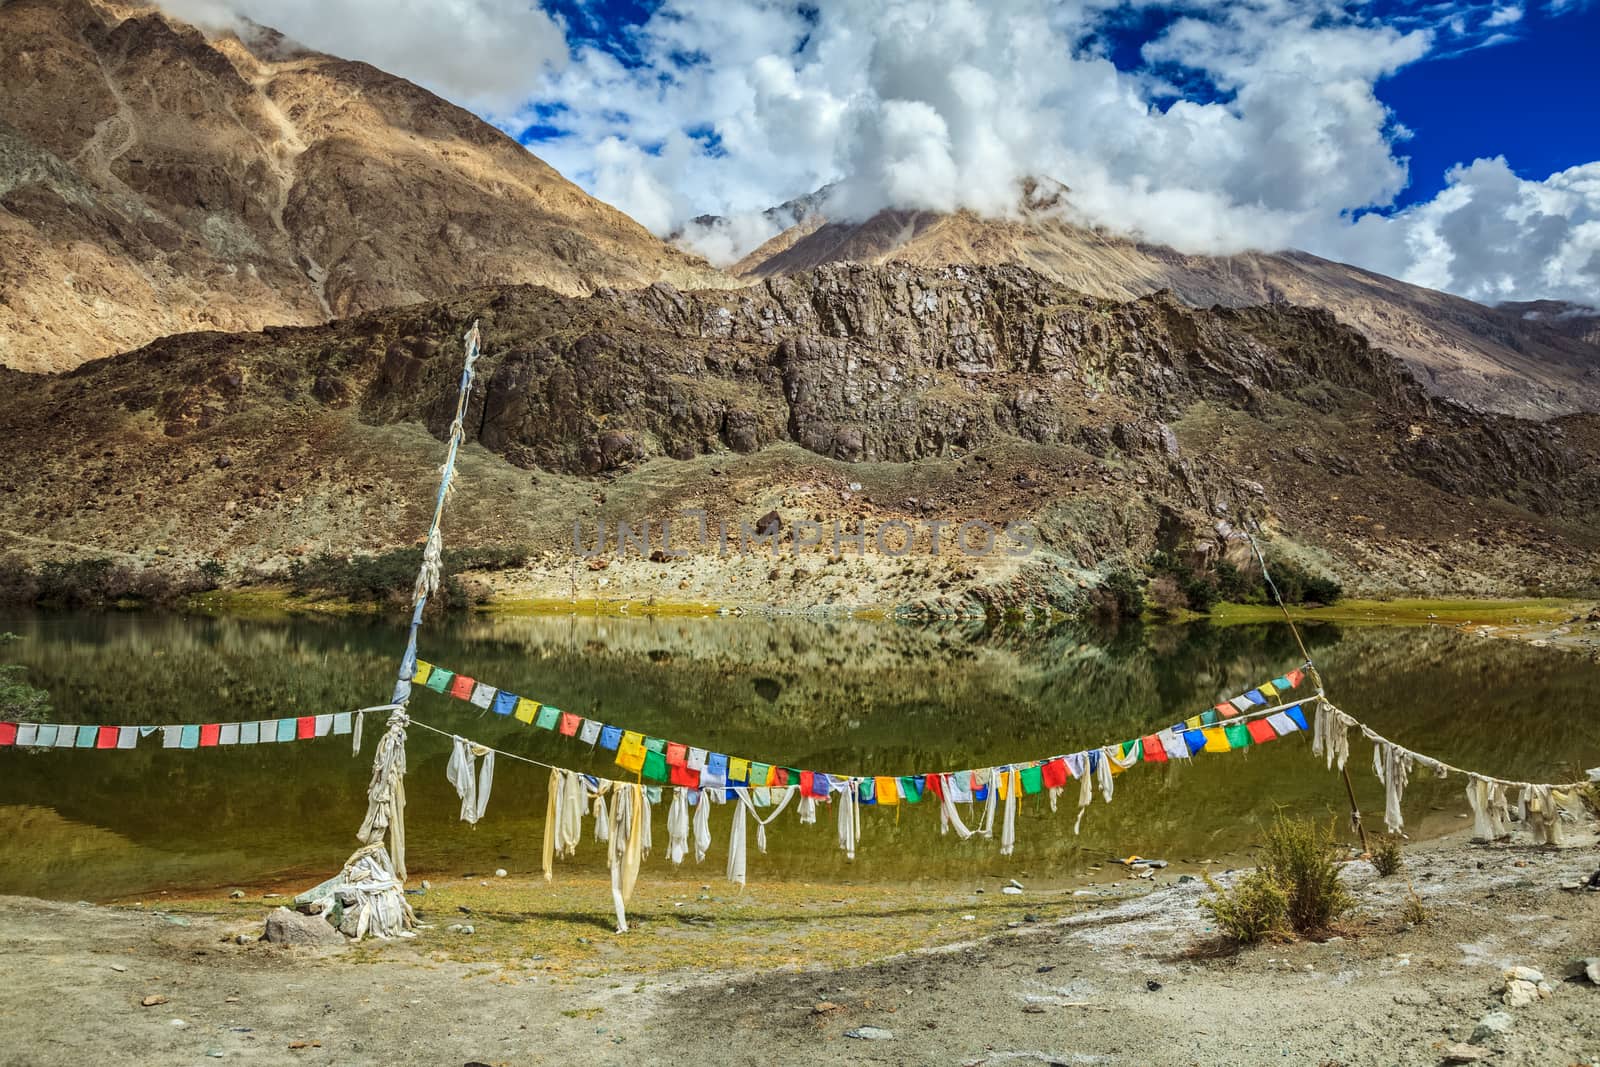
1208 597 1584 627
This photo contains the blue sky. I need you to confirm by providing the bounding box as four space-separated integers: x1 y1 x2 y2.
163 0 1600 303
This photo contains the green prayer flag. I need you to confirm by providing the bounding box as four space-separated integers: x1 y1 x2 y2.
899 776 923 803
750 762 772 786
1120 739 1141 760
1224 722 1253 749
1020 764 1044 795
643 736 666 754
642 749 668 782
276 718 296 743
425 669 453 693
534 705 560 730
1201 708 1220 726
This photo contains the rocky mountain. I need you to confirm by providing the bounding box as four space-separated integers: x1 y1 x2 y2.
0 0 726 373
729 198 1600 421
1 263 1595 612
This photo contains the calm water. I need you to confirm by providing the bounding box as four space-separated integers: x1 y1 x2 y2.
2 610 1596 900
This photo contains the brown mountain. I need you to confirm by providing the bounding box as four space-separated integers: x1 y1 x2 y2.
0 0 726 373
1 264 1595 612
732 199 1600 420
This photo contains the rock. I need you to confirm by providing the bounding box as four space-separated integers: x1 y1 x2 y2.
843 1026 894 1040
235 933 257 945
421 880 432 890
141 994 169 1007
754 510 782 536
229 889 244 899
262 907 343 947
495 869 508 878
169 1019 188 1029
1584 958 1600 985
1146 980 1162 992
1023 913 1040 923
1393 990 1431 1006
811 1002 843 1015
1503 965 1544 984
1002 886 1023 895
1439 1042 1491 1063
1007 879 1025 890
110 964 127 973
1021 1005 1046 1014
1470 1011 1513 1043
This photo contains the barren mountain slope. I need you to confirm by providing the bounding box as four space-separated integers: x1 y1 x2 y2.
1 264 1596 611
736 207 1600 420
0 0 726 372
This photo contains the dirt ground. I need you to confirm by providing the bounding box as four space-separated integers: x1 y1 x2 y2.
1 830 1595 1067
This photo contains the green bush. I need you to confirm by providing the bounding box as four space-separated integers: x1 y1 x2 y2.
0 634 49 722
287 545 529 608
1148 550 1341 611
1201 869 1289 944
1093 567 1145 622
1371 838 1404 877
1262 815 1352 935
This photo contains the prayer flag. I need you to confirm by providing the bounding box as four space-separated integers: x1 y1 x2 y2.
96 725 119 749
1272 675 1292 690
1040 758 1068 790
1245 689 1266 706
1142 734 1167 763
558 713 581 736
1260 681 1279 698
513 698 538 724
799 771 815 797
276 718 296 743
670 762 698 788
117 726 138 749
1266 711 1299 736
35 724 59 746
1161 730 1191 761
615 744 646 774
1229 695 1253 712
469 682 496 710
777 767 798 788
924 773 945 799
535 705 560 730
599 725 622 750
857 778 876 804
619 730 644 756
728 757 750 783
644 737 666 754
180 724 201 749
425 668 453 693
491 691 518 717
296 716 315 740
949 774 973 803
752 787 771 807
75 725 97 748
1020 764 1044 794
1287 668 1304 687
333 712 352 736
750 761 771 785
579 719 602 745
666 742 687 766
199 724 221 747
256 718 278 743
56 725 81 748
812 772 833 797
0 723 15 746
1185 714 1204 729
687 747 708 770
14 723 37 747
239 721 260 744
412 661 433 685
900 776 924 803
1246 719 1277 745
700 764 726 791
1223 722 1253 749
447 674 476 701
643 749 668 782
875 776 899 805
314 714 334 737
1185 728 1211 754
1201 709 1220 726
219 723 240 745
1286 704 1309 731
706 752 729 778
1214 703 1234 718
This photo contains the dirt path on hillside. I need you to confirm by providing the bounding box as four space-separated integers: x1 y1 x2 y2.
0 832 1596 1067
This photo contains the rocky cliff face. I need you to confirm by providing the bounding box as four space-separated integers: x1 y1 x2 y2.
0 0 726 372
2 264 1595 608
729 205 1600 422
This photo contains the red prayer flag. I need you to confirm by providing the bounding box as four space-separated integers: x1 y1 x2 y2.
448 674 476 700
1287 668 1304 687
1142 734 1167 763
558 713 581 736
95 725 118 749
670 762 698 788
1246 719 1278 745
1040 758 1068 789
1216 702 1238 718
0 722 16 746
772 767 791 787
800 770 814 797
200 723 222 747
924 773 945 799
666 742 687 766
296 716 316 739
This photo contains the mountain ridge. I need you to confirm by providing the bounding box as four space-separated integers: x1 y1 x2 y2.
0 0 727 373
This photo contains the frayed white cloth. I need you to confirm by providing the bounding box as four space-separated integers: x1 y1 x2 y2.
445 736 493 825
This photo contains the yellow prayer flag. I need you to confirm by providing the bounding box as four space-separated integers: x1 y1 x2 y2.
1260 681 1279 698
619 730 645 757
875 776 899 805
1202 727 1231 753
729 757 750 781
1184 715 1203 730
412 661 433 684
615 745 646 773
513 697 538 724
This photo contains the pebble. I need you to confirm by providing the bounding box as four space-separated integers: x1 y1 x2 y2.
495 869 508 878
110 964 127 973
1007 879 1025 890
1023 914 1040 923
961 915 975 922
169 1019 188 1029
1470 1011 1513 1043
205 1051 225 1059
421 880 432 890
229 890 244 899
1002 886 1023 895
1440 1042 1491 1063
446 923 475 935
141 995 169 1007
235 934 257 945
843 1026 894 1040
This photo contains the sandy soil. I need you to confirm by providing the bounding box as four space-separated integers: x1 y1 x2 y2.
1 830 1596 1066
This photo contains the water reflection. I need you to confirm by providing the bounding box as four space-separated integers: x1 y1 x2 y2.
1 610 1594 899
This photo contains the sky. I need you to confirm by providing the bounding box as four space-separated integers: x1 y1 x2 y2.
159 0 1600 306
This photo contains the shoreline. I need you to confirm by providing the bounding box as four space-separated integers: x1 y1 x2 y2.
1 827 1594 1064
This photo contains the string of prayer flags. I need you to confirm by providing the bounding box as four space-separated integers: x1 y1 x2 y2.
0 713 358 752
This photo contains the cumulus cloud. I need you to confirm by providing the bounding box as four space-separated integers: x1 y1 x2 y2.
157 0 568 112
155 0 1598 304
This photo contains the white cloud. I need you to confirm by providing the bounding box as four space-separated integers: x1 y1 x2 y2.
154 0 1599 305
157 0 568 112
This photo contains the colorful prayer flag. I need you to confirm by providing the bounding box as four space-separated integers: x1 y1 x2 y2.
469 682 496 710
643 749 668 782
1223 722 1253 749
96 725 119 749
513 698 538 724
296 716 316 740
534 705 560 730
1200 727 1228 753
425 668 453 693
412 661 433 685
491 691 518 717
1246 719 1277 745
447 674 476 701
199 724 221 747
558 712 581 736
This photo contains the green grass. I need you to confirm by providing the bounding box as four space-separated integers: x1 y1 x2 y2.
1207 597 1584 627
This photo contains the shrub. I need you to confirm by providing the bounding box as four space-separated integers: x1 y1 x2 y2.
0 634 49 722
1201 870 1289 945
1370 838 1403 877
1401 895 1429 926
1147 574 1188 617
1093 567 1145 621
1262 815 1352 935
